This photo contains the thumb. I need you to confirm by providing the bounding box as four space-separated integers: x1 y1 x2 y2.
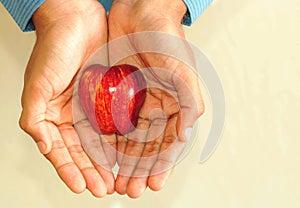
174 65 205 141
19 71 53 155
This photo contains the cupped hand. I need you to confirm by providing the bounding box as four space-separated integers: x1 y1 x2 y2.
108 0 205 198
19 0 115 197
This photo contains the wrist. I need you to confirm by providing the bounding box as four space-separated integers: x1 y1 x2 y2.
114 0 187 23
149 0 187 20
33 0 104 30
166 0 187 21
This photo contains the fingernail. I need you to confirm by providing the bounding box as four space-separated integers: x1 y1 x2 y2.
37 141 46 154
184 128 193 140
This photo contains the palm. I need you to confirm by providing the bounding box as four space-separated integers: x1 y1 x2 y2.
20 3 115 196
108 1 203 198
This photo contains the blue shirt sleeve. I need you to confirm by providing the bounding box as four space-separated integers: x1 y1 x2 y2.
0 0 45 31
0 0 212 32
182 0 214 26
97 0 113 12
0 0 114 32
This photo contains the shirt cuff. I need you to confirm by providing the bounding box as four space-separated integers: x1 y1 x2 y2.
97 0 113 12
1 0 213 31
182 0 213 26
0 0 46 32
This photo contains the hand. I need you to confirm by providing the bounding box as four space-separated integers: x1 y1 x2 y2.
108 0 205 198
19 0 115 197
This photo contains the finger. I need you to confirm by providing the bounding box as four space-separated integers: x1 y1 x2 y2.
115 118 149 195
93 162 116 195
59 125 107 197
116 135 127 164
126 118 166 198
100 134 117 168
127 177 148 198
74 74 116 194
44 123 86 194
148 115 186 191
19 81 52 154
75 119 115 194
148 169 174 191
144 53 204 140
125 89 178 197
172 62 205 140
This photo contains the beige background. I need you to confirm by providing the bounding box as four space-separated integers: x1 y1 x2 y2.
1 0 300 207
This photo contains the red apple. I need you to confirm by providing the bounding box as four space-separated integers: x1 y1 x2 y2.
78 64 146 135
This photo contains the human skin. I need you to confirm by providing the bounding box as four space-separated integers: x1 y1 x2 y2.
107 0 205 198
18 0 204 198
18 0 115 197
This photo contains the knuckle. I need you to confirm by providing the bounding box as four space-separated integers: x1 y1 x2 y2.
51 140 65 150
163 135 177 145
126 141 143 149
117 136 128 143
19 115 31 133
101 136 116 146
144 140 161 154
68 144 84 155
81 138 101 150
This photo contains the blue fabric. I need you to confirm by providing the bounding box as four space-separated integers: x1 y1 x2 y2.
98 0 113 12
0 0 45 31
183 0 213 26
0 0 213 31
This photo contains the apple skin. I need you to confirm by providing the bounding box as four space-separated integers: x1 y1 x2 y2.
78 64 146 135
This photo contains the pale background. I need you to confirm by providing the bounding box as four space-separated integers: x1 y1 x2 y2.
0 0 299 207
